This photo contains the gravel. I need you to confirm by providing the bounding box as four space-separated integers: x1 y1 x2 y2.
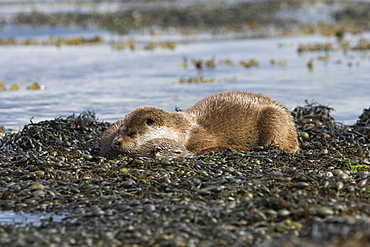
0 103 369 246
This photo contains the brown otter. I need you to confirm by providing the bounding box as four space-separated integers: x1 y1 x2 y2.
100 91 299 158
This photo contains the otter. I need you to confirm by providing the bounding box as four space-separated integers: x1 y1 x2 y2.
100 91 299 158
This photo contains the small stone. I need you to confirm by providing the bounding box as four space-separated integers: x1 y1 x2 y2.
336 181 344 191
277 209 290 218
254 146 264 151
357 179 367 188
331 169 349 179
296 182 309 189
32 171 45 177
300 132 309 140
197 190 211 196
83 155 93 161
160 159 171 166
121 180 133 188
264 158 273 163
316 207 334 217
82 175 92 181
133 159 144 165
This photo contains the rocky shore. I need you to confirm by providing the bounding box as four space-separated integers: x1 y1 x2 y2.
0 103 369 246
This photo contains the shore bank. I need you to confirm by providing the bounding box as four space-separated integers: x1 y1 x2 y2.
0 103 369 246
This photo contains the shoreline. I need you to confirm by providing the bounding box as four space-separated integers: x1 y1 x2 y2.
0 103 369 246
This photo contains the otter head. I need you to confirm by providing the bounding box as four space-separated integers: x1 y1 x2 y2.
111 106 191 155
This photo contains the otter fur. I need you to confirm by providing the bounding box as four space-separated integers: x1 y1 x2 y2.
100 91 299 158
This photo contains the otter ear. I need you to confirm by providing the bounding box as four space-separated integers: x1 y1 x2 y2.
145 118 155 126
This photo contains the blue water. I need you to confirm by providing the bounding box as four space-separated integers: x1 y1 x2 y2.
0 210 64 226
0 2 369 130
1 30 369 130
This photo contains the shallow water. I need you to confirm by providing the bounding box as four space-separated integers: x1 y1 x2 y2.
1 28 369 130
0 210 64 226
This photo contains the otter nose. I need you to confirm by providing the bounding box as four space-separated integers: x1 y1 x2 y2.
112 139 121 149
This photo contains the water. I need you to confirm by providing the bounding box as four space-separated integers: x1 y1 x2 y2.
0 210 64 226
1 30 369 130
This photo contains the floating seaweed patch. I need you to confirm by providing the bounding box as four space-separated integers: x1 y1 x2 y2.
307 58 314 71
191 59 204 69
189 58 260 70
240 59 259 68
352 38 370 51
316 54 330 61
144 42 157 50
190 58 216 69
160 42 176 50
297 43 334 53
0 81 5 91
9 83 20 91
297 37 370 54
0 36 103 47
223 76 238 81
112 40 136 51
270 59 287 66
206 58 216 68
317 22 363 37
61 36 101 46
112 41 176 51
0 38 19 45
219 58 235 66
143 41 177 50
27 82 46 90
179 76 216 83
23 39 38 45
0 81 46 91
177 57 189 68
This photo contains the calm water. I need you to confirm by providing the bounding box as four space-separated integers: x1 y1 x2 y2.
1 29 369 130
0 210 64 226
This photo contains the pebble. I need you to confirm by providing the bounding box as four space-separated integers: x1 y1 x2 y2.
277 209 291 218
331 169 350 180
296 182 310 189
336 181 344 191
0 101 369 246
300 132 310 140
357 179 368 188
316 207 334 217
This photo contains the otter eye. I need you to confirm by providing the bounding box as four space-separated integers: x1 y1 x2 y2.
145 118 155 125
127 131 136 137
